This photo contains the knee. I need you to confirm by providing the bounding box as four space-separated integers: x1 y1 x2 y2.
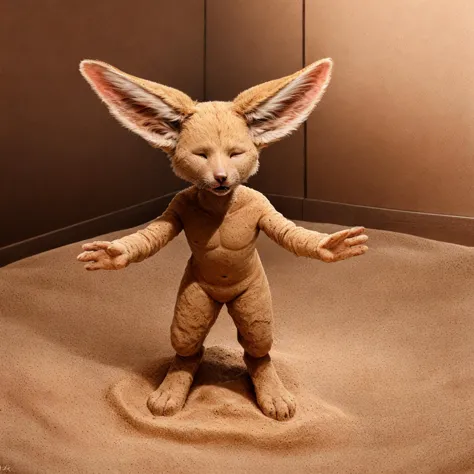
173 344 201 357
171 327 202 357
239 333 273 358
247 339 273 358
171 338 202 357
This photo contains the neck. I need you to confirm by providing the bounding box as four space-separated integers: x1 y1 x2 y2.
197 185 240 215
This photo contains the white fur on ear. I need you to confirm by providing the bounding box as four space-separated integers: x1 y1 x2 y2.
244 59 332 146
103 71 183 123
80 60 187 150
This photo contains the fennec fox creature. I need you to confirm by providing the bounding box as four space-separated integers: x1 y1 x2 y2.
77 58 369 421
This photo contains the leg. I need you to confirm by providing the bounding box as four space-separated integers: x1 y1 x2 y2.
226 270 296 421
147 266 222 416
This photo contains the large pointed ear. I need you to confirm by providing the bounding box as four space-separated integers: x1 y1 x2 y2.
232 58 333 147
79 60 197 152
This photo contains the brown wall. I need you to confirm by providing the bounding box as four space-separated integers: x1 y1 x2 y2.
207 0 474 218
0 0 204 248
2 0 473 260
205 0 474 244
306 0 474 216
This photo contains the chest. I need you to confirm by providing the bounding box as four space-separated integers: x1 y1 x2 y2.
182 207 260 251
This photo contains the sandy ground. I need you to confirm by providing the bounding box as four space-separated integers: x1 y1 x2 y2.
1 221 473 474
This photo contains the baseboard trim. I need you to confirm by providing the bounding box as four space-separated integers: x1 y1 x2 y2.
0 192 178 267
304 198 474 246
265 193 304 220
2 192 473 267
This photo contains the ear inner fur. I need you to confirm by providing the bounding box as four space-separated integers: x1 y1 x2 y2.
79 60 196 149
232 58 332 145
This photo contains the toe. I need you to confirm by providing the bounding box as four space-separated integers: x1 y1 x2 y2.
163 397 183 416
274 397 290 421
283 394 296 418
147 390 169 416
259 395 277 420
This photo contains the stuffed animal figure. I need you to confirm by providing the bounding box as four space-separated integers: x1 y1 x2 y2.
77 58 369 421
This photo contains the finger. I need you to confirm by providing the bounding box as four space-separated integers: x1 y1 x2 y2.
344 234 369 247
343 245 368 259
328 244 368 263
82 241 111 251
352 244 369 255
84 262 104 271
84 258 120 270
320 229 351 248
324 227 366 249
317 248 335 263
347 226 366 238
107 243 125 257
77 251 90 261
77 250 103 262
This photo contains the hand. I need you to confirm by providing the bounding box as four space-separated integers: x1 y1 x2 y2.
316 226 369 263
76 240 130 270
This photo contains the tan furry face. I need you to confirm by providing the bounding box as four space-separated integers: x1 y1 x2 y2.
172 102 259 196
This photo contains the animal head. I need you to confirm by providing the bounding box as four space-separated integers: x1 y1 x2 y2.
80 58 332 196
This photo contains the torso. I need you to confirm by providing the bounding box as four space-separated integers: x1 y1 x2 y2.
178 185 265 293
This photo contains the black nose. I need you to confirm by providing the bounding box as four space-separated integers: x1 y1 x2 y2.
215 175 227 184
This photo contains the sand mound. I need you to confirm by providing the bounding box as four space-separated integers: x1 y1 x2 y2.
1 221 473 473
108 345 359 451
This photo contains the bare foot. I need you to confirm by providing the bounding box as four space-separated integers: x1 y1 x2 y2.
244 352 296 421
147 348 204 416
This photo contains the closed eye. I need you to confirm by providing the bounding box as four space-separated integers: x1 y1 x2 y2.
194 153 207 159
230 151 245 158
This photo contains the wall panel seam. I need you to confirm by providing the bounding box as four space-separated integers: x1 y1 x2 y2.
203 0 207 101
302 0 307 199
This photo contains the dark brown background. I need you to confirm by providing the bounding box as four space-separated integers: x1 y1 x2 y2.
305 0 474 215
0 0 203 249
1 0 473 264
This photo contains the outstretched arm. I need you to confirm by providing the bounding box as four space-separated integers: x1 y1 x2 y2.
77 192 185 270
113 200 183 263
257 195 368 262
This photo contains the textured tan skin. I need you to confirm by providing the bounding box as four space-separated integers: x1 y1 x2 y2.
77 59 369 421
